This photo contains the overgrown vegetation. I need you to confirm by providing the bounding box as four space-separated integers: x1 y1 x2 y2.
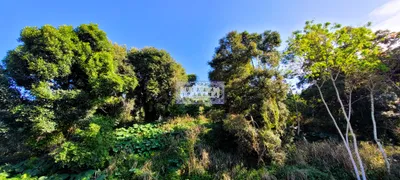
1 22 400 179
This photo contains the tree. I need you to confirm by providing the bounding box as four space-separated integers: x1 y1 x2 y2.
100 43 139 124
285 90 307 137
209 30 289 164
0 66 26 161
3 24 138 168
287 21 388 179
127 47 187 122
380 31 400 146
0 66 20 127
364 30 400 173
187 74 197 82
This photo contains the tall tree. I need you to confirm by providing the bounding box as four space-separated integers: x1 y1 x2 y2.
287 21 386 179
3 24 138 168
128 47 186 122
366 30 400 173
0 66 20 126
187 74 197 82
209 30 289 164
0 66 25 161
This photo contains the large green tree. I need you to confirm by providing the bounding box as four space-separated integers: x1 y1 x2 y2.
128 47 186 122
209 31 289 164
287 21 388 179
3 24 137 168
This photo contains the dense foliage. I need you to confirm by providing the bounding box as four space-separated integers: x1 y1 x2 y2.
209 31 290 164
128 47 187 122
1 22 400 179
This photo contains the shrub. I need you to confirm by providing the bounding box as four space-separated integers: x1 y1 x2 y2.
0 157 57 178
169 104 201 118
205 108 225 122
220 165 276 180
114 123 165 156
161 115 209 132
359 142 400 179
223 114 286 165
276 165 331 180
107 152 153 179
288 141 354 179
52 116 115 169
287 140 400 179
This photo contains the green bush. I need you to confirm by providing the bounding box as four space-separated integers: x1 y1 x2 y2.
205 108 225 122
223 114 286 165
276 165 332 180
114 123 165 156
219 165 275 180
169 104 201 118
52 116 115 169
107 152 151 179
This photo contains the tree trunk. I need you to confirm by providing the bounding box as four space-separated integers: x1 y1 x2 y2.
370 89 391 174
316 84 361 180
295 97 301 136
330 74 366 180
346 90 352 145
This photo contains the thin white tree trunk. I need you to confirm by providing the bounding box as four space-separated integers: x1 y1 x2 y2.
316 84 361 180
330 74 366 180
346 124 349 145
370 88 391 174
295 97 301 136
346 90 352 145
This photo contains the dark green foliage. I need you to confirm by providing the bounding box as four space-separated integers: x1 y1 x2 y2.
151 135 189 178
188 74 197 82
375 30 400 145
0 158 57 177
0 66 20 132
0 66 20 112
169 104 201 117
128 47 187 122
107 153 150 179
205 108 226 122
276 165 332 180
168 74 201 118
294 81 347 141
296 76 400 144
0 67 28 163
0 157 101 179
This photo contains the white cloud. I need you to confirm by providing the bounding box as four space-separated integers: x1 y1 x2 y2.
370 0 400 17
369 0 400 31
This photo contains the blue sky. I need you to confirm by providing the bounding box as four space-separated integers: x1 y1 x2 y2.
0 0 397 80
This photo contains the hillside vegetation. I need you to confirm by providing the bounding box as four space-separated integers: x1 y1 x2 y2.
1 22 400 179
